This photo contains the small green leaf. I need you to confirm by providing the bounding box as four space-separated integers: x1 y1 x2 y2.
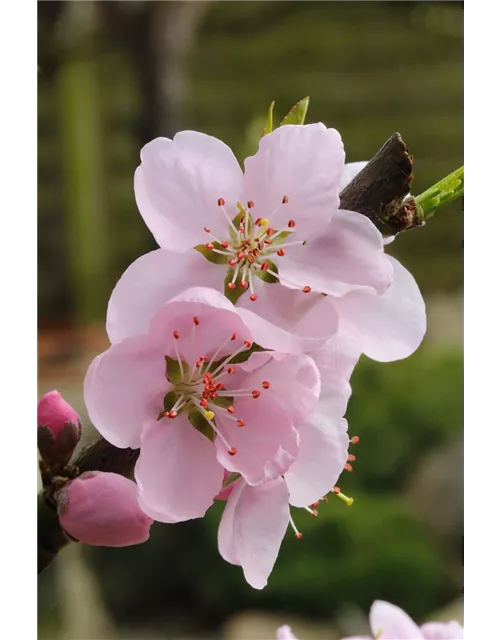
264 100 275 135
224 269 247 304
188 409 215 442
280 96 310 126
256 259 279 284
212 395 234 409
195 244 229 265
223 472 241 489
163 391 179 412
165 356 188 384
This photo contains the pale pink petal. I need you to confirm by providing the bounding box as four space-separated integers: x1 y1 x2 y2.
237 284 339 354
370 601 424 639
420 622 463 640
148 286 253 365
279 210 393 297
107 249 222 343
340 636 372 640
383 235 396 245
215 396 299 485
84 337 166 449
236 351 321 422
276 625 299 640
309 331 361 392
339 161 368 191
135 132 242 252
135 418 224 523
242 124 344 239
285 409 349 508
217 477 290 589
331 256 426 362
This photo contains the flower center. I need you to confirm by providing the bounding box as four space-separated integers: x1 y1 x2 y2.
160 317 270 456
202 197 311 300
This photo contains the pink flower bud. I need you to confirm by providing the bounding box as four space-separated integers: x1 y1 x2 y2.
57 472 154 547
37 391 82 468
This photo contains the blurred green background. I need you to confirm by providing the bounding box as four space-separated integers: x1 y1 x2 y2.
38 1 463 639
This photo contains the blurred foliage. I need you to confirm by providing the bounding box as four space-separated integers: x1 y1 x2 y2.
39 346 463 637
38 0 463 325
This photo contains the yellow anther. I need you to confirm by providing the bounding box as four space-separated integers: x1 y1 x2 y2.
204 410 215 420
336 491 354 507
259 218 269 227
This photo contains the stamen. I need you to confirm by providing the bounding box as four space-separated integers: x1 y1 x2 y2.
218 198 225 206
289 515 302 539
193 317 200 326
227 406 235 414
247 201 254 209
344 463 353 472
173 331 180 340
348 454 356 462
260 261 269 271
282 195 289 204
262 381 270 389
350 435 360 444
304 506 319 517
259 218 269 228
205 242 214 250
236 419 245 427
335 491 354 507
250 294 257 301
302 286 312 293
217 198 239 234
288 220 296 228
277 248 285 257
228 447 237 456
251 390 260 399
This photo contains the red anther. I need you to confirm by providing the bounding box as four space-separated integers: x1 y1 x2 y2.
277 248 285 256
243 340 252 348
302 286 312 293
204 226 211 233
231 333 237 340
227 366 236 374
333 486 341 494
218 198 225 206
311 509 318 517
344 463 353 472
248 200 255 209
229 258 238 266
240 281 248 289
173 330 180 339
322 495 328 503
250 293 257 301
206 243 214 250
227 406 235 414
295 532 303 540
312 501 320 508
228 283 236 290
252 390 260 399
236 419 245 427
255 217 262 226
282 195 289 204
193 316 200 326
221 241 229 249
228 447 237 456
196 360 203 368
262 381 270 389
163 411 170 418
348 454 356 462
168 411 178 419
247 254 255 264
288 220 296 228
216 382 225 390
266 227 275 236
260 261 269 271
350 435 360 444
237 251 246 260
200 398 208 408
239 226 244 233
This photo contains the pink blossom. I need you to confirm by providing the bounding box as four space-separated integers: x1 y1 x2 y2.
84 287 341 528
107 124 397 351
217 396 350 589
37 390 82 467
341 600 463 640
276 626 299 640
57 472 153 547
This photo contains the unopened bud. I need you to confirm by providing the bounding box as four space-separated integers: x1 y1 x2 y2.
57 472 153 547
37 391 82 468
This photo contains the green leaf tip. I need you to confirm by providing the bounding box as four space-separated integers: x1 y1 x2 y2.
280 96 310 126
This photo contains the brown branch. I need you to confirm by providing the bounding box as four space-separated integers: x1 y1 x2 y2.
37 131 420 575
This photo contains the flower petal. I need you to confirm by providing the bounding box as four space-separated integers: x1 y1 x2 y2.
276 625 299 640
420 621 464 639
107 249 222 344
369 601 424 639
285 408 349 508
215 396 299 485
339 161 368 191
135 132 243 251
217 477 290 589
331 256 426 362
136 418 224 523
279 210 393 297
84 336 166 449
237 284 339 354
242 124 344 239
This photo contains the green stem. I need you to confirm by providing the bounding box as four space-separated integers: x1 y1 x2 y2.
415 166 464 219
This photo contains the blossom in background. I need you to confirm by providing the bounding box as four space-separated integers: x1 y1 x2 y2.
37 390 82 468
277 600 463 640
84 287 351 530
107 124 425 361
57 471 153 547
